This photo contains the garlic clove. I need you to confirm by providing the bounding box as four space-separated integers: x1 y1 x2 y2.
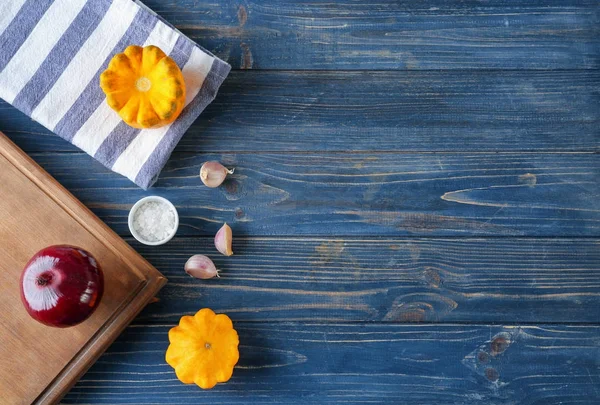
214 223 233 256
184 255 219 279
200 161 234 188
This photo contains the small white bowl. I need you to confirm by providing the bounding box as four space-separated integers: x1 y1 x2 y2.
128 196 179 246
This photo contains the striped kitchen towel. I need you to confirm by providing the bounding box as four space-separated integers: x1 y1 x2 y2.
0 0 230 189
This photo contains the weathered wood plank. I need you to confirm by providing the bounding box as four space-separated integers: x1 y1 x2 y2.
30 152 600 237
137 0 600 70
62 323 600 404
127 237 600 324
3 71 599 153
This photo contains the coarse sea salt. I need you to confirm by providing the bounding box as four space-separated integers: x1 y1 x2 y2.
132 200 176 242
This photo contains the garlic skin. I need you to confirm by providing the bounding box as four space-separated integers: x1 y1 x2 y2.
214 223 233 256
200 161 234 188
184 255 219 279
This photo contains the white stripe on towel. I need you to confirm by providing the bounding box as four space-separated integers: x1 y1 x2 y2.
112 46 214 180
72 20 180 155
0 0 87 103
31 0 139 130
0 0 27 37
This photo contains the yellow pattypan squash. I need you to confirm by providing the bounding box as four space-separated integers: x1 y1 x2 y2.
99 45 186 129
166 308 239 389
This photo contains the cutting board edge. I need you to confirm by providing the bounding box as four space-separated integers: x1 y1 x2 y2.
0 133 168 404
37 274 167 405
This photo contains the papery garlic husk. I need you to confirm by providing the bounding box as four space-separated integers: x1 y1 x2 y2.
200 161 234 188
185 255 219 279
214 223 233 256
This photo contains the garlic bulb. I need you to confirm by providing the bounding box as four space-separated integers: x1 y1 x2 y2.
200 161 234 188
184 255 219 279
214 223 233 256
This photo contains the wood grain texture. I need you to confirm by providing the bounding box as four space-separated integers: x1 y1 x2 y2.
136 0 600 70
61 323 600 404
28 152 600 237
126 237 600 324
0 0 597 402
3 70 599 153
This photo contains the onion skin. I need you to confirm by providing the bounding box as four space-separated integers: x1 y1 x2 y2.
214 223 233 256
200 161 234 188
185 255 219 279
20 245 103 327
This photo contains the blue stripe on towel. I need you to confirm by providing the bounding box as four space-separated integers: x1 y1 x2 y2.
0 0 54 73
93 35 193 168
53 8 159 141
12 0 113 115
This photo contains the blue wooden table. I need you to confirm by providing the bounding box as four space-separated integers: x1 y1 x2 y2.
2 0 600 403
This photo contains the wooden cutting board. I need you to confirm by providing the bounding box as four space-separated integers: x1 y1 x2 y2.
0 133 166 404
